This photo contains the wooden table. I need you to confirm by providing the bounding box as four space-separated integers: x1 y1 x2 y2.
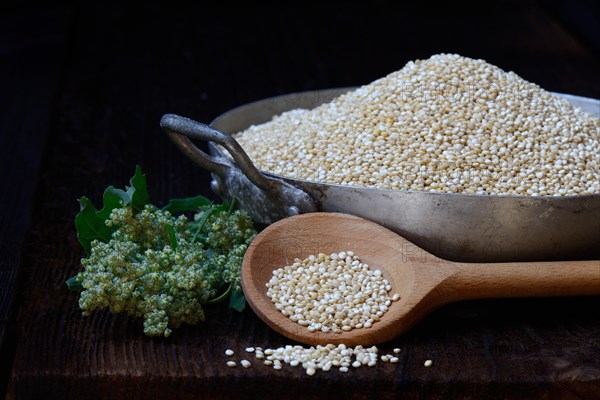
2 3 599 399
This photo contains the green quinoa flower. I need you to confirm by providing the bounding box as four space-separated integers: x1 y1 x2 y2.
68 167 256 337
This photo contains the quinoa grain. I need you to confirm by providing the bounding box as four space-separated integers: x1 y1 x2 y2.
266 252 399 333
235 54 600 196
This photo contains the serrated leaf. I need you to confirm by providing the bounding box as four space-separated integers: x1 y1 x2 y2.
165 224 178 249
127 165 149 212
74 167 146 253
161 195 213 214
229 288 246 312
96 186 130 220
75 197 114 253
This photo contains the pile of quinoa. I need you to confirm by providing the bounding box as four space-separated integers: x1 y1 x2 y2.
266 251 400 334
234 54 600 196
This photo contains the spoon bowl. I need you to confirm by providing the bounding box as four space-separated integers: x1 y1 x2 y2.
241 213 600 346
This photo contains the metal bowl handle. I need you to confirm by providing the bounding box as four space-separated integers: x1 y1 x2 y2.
160 113 318 224
160 113 277 191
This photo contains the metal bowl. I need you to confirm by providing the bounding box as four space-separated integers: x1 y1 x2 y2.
161 88 600 262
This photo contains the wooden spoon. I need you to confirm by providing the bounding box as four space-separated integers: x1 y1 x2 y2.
241 213 600 346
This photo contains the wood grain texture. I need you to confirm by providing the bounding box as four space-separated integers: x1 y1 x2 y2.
0 7 68 395
4 2 600 399
242 213 600 346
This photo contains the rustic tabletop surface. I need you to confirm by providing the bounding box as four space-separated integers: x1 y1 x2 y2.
1 3 599 399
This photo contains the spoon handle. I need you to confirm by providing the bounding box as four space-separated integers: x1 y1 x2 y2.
447 260 600 301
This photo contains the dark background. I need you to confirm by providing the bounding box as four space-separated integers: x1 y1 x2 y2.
1 1 599 399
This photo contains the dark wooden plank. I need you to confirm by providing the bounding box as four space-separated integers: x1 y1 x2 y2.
0 5 68 394
6 3 600 399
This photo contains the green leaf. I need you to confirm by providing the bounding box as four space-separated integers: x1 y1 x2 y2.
75 167 151 253
191 207 216 244
66 275 83 291
127 165 149 212
75 197 114 253
165 224 178 249
161 195 213 214
206 284 232 305
96 186 130 220
226 197 237 213
229 288 246 312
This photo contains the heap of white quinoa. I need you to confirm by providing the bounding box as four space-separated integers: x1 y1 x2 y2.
234 54 600 196
266 251 400 334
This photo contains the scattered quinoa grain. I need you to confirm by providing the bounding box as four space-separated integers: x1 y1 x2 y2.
424 359 433 367
225 349 234 356
234 343 419 375
245 347 255 353
246 343 381 375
